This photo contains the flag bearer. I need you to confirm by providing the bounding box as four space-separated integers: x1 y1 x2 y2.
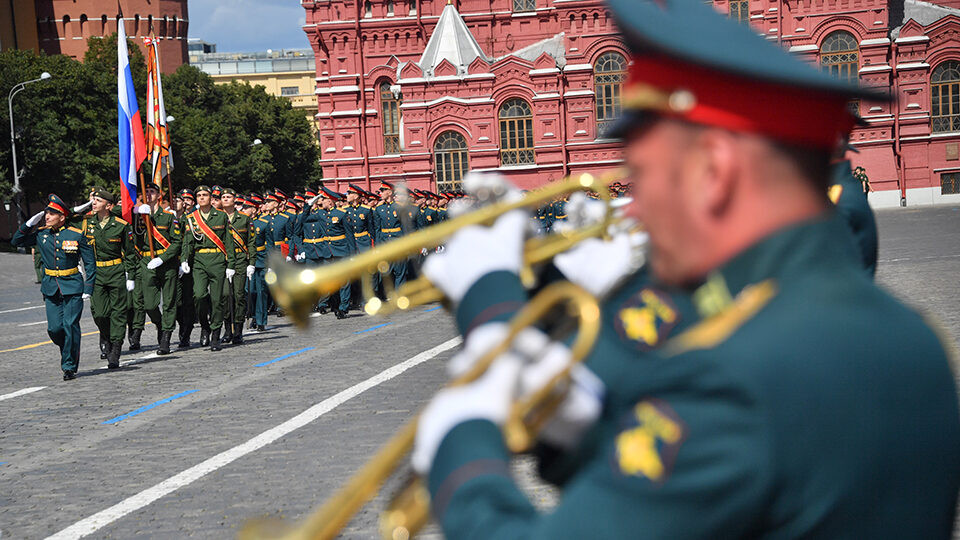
13 195 96 380
181 185 235 351
132 181 182 355
82 188 136 369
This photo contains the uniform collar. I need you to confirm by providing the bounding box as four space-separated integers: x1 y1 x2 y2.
686 213 858 318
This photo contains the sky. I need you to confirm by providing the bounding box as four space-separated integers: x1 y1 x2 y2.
188 0 311 53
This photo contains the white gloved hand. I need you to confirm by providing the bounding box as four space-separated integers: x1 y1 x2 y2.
306 194 321 207
553 231 649 297
285 256 292 262
461 171 522 204
180 261 191 274
295 252 306 262
225 268 236 282
511 329 604 450
72 200 93 214
422 210 527 304
146 257 163 270
246 265 255 279
552 192 606 234
125 279 135 292
412 352 523 475
25 210 45 227
133 204 151 215
81 293 91 300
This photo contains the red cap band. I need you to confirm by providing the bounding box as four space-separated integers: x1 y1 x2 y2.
625 55 854 149
47 202 68 215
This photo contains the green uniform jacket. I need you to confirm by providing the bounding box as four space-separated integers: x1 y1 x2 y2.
344 203 374 251
252 215 273 268
227 211 254 270
13 223 96 296
133 207 182 264
830 160 878 278
181 208 235 267
80 213 136 286
433 215 960 539
373 202 404 244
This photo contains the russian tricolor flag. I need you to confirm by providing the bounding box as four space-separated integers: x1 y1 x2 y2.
118 17 147 222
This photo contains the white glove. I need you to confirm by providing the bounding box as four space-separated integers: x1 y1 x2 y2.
461 171 522 204
81 293 91 300
72 200 93 214
511 328 604 450
295 252 306 262
422 210 527 303
553 232 648 297
412 352 523 475
25 210 44 227
225 268 236 282
552 192 606 234
306 194 321 207
146 257 163 270
180 261 191 274
246 265 255 279
285 255 293 262
133 204 151 215
125 279 135 292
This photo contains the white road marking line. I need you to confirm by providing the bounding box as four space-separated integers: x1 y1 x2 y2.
0 305 44 315
96 352 160 371
0 386 48 402
18 321 46 327
45 336 462 540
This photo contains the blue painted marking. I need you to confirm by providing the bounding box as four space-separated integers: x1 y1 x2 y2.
0 462 7 466
102 390 198 425
254 347 315 367
423 306 441 312
355 322 392 334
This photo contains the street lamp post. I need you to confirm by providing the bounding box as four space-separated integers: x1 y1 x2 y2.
7 71 52 228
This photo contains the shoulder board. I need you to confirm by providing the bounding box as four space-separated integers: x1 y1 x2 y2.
114 217 129 225
67 227 83 233
256 218 269 223
361 205 371 209
85 210 95 216
163 209 176 216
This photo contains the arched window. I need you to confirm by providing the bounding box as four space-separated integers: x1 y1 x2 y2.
594 52 627 137
514 0 536 12
932 61 960 133
499 99 535 165
387 0 395 15
380 81 401 154
434 131 469 192
820 31 859 84
728 0 748 22
365 1 373 18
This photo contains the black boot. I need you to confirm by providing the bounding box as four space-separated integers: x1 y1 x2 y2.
100 337 109 359
232 322 244 344
158 331 172 355
210 328 222 351
335 309 347 320
63 370 77 381
222 321 234 344
178 327 192 350
199 328 211 347
129 329 142 351
108 341 122 369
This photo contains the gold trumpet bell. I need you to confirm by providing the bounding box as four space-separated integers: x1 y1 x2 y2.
264 253 329 328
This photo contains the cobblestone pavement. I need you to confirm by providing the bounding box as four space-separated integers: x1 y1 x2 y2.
0 205 958 539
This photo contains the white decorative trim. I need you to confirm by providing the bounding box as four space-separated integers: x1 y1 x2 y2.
563 63 594 72
859 65 891 73
788 44 818 53
894 35 930 44
399 96 495 109
530 68 560 75
859 38 890 46
896 62 929 70
564 90 594 97
315 85 361 95
534 93 561 99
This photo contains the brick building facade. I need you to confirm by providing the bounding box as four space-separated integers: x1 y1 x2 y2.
302 0 628 193
304 0 960 207
33 0 188 72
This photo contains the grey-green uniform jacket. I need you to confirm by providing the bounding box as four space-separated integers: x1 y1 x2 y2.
430 215 960 540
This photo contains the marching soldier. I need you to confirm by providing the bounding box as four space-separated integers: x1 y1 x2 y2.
272 189 293 261
308 188 357 318
181 185 235 351
81 188 136 369
250 195 274 331
132 181 181 355
220 188 254 344
13 195 96 380
210 185 223 210
373 181 407 288
175 188 197 349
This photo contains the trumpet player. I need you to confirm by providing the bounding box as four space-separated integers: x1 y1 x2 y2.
410 0 960 537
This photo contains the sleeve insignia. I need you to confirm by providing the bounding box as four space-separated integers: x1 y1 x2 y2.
614 399 686 483
332 217 339 223
828 184 844 205
614 288 679 351
360 214 365 219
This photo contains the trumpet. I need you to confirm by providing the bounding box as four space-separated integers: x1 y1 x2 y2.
264 170 623 327
239 281 601 540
